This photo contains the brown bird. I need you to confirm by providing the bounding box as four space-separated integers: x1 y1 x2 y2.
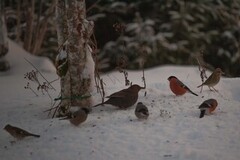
4 124 40 140
198 99 218 118
197 68 224 92
135 102 149 120
93 84 143 109
60 107 90 126
168 76 198 96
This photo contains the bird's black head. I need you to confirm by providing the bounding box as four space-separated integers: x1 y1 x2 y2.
167 76 177 81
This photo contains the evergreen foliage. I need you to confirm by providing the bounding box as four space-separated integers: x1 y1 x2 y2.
2 0 240 76
98 0 240 76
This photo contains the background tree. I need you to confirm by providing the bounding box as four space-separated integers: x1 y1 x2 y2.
4 0 56 55
55 0 94 116
94 0 240 76
0 0 10 71
2 0 240 77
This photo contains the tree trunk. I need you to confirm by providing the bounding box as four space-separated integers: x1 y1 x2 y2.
55 0 94 116
0 12 8 56
55 0 71 114
0 2 10 71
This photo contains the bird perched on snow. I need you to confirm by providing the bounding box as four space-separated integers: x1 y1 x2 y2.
198 99 218 118
93 84 143 109
60 107 90 126
197 68 224 92
168 76 198 96
4 124 40 140
135 102 149 120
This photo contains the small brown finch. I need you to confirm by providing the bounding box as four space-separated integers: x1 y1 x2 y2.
93 84 143 109
60 107 90 126
4 124 40 140
198 99 218 118
197 68 224 92
168 76 198 96
135 102 149 120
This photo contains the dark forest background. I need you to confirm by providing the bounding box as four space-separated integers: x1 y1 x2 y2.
2 0 240 77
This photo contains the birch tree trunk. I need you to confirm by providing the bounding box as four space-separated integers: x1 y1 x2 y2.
55 0 94 116
0 2 10 71
55 0 71 114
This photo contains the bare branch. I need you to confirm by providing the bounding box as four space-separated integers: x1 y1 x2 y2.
86 0 101 13
24 58 56 91
195 51 208 83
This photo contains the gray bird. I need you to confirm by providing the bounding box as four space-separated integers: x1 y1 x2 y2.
60 107 90 126
135 102 149 120
4 124 40 140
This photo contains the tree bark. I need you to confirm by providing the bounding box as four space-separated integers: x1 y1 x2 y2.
55 0 71 115
0 2 10 71
56 0 94 116
0 12 8 56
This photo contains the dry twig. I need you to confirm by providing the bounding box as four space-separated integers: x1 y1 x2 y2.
195 51 208 92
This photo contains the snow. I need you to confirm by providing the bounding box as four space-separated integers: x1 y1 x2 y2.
82 45 95 90
0 40 240 160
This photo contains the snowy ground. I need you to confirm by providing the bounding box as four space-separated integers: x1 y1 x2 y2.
0 41 240 160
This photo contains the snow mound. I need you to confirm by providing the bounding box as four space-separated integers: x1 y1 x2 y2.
3 40 56 75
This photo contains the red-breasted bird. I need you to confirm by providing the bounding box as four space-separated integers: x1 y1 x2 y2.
4 124 40 140
168 76 198 96
198 99 218 118
135 102 149 120
93 84 143 109
60 107 90 126
197 68 224 92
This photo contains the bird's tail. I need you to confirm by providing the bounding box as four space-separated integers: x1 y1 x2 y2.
199 110 206 118
188 89 198 96
92 102 104 108
30 133 40 138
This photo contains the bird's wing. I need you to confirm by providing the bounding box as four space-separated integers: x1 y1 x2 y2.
204 99 216 106
199 102 211 109
178 80 198 96
203 73 214 84
106 89 128 98
175 79 198 96
176 79 189 90
10 126 26 134
137 108 149 115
